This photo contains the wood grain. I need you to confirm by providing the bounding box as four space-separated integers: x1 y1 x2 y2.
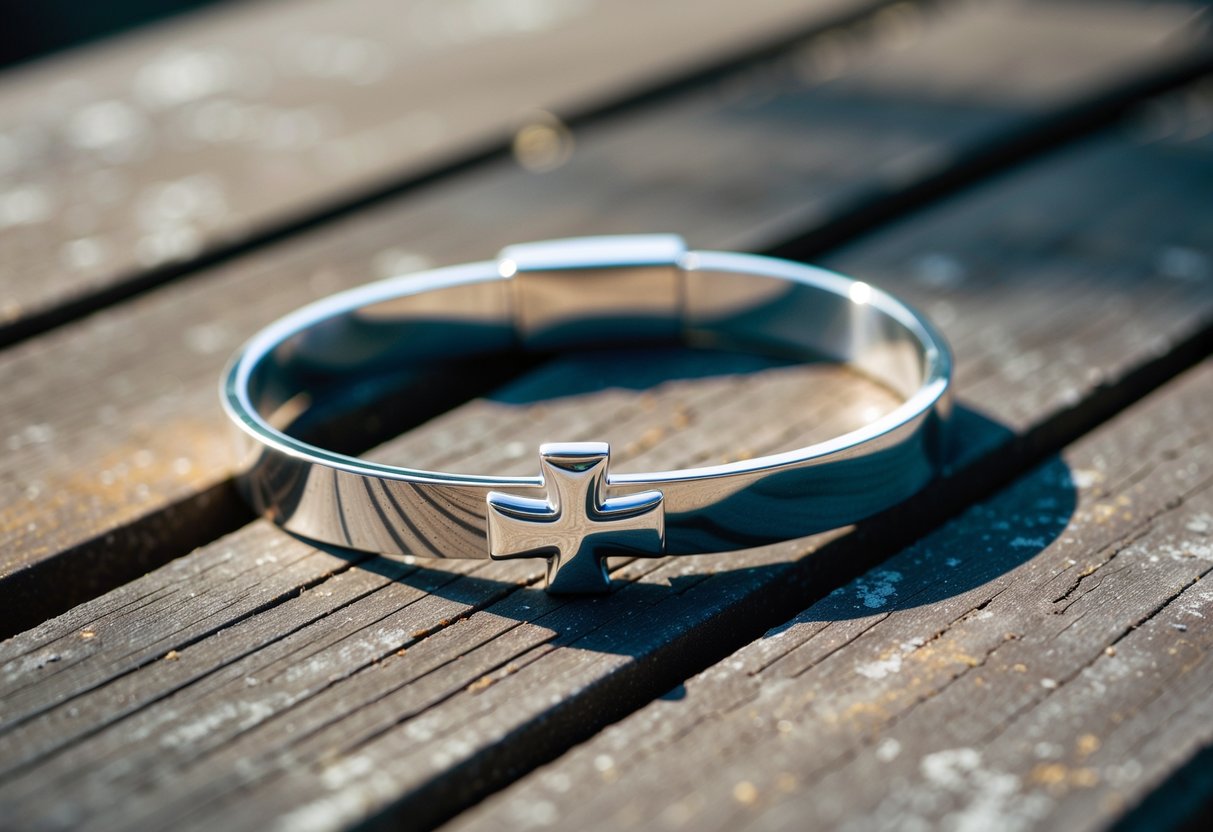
448 362 1213 832
2 0 1207 635
2 67 1213 832
0 0 887 345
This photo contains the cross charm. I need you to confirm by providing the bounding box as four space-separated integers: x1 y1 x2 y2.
485 443 665 594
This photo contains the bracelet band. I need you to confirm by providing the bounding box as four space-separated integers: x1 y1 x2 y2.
221 235 952 593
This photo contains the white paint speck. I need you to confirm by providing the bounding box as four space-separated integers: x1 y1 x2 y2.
856 653 902 680
1187 513 1212 535
855 569 902 609
0 185 53 228
66 100 146 151
1069 469 1100 489
875 738 901 762
136 48 233 108
61 237 108 270
921 748 983 789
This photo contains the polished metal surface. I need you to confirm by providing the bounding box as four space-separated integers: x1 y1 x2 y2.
487 443 664 593
221 235 953 594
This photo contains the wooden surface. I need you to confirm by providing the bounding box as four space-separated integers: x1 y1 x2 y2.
452 357 1213 832
3 0 1207 636
0 0 859 345
2 0 1213 830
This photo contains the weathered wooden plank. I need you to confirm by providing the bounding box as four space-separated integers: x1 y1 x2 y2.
0 356 889 726
3 66 1213 832
447 363 1213 832
3 0 1207 635
0 358 888 823
0 0 888 346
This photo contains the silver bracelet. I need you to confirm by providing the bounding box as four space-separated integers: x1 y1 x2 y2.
221 235 952 594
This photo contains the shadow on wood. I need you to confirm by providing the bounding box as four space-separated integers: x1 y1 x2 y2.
296 345 1075 653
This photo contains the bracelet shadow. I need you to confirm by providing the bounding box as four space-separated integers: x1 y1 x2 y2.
302 345 1075 661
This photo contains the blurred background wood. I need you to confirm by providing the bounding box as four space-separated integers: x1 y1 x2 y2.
0 0 883 345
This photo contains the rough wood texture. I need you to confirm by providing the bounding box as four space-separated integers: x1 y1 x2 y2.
3 0 1207 635
0 0 882 344
450 359 1213 832
0 358 894 826
2 69 1212 831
